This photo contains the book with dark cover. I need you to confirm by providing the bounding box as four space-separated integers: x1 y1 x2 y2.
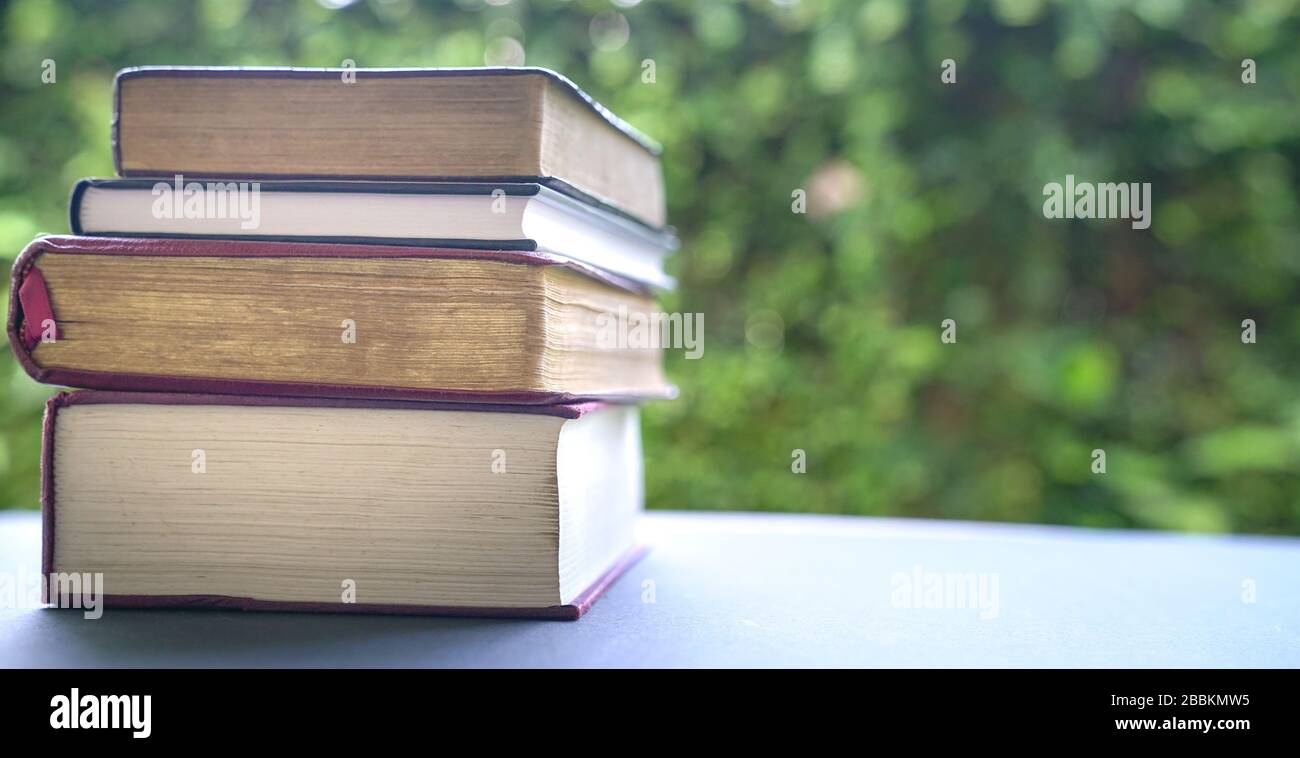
40 390 646 619
9 235 675 404
69 178 677 290
113 66 667 229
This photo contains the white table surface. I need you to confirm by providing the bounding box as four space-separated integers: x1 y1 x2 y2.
1 509 1297 667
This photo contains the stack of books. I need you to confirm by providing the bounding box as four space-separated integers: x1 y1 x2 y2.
7 67 676 619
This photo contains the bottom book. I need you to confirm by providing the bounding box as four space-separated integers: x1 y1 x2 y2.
39 391 645 620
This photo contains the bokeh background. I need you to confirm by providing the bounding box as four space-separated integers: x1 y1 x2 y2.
1 0 1299 533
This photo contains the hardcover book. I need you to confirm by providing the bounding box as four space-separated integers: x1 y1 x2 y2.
9 235 673 404
113 66 667 229
70 179 676 290
40 391 645 619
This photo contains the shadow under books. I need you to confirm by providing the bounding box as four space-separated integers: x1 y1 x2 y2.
35 606 558 664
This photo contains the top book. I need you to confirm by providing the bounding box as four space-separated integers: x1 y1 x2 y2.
112 67 667 229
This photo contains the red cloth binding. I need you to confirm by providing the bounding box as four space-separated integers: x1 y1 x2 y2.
18 265 57 350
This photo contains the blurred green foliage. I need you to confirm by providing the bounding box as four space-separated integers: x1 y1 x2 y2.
2 0 1299 534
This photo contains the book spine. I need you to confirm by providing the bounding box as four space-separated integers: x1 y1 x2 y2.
40 393 65 599
67 179 89 235
16 264 58 351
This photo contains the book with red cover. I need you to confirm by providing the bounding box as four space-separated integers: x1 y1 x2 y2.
40 390 646 619
9 235 674 404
